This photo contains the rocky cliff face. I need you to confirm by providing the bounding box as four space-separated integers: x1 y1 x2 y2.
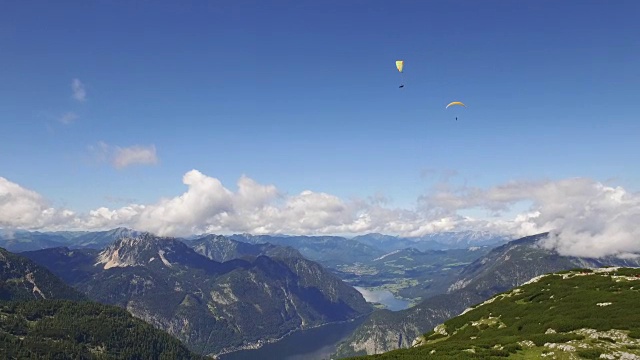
334 290 481 357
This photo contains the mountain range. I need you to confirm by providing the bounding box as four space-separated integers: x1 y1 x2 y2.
227 234 387 267
20 233 373 356
0 227 513 313
0 227 139 252
0 228 510 268
352 231 510 252
4 226 638 359
0 246 208 359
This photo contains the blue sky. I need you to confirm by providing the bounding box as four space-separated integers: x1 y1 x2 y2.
1 1 640 240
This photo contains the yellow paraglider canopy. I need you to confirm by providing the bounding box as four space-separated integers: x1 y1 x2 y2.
446 101 466 109
396 60 404 73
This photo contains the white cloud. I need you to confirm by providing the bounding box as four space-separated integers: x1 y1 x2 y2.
0 171 638 259
84 205 145 229
0 177 75 230
419 178 640 258
89 142 159 169
59 111 78 124
113 145 158 169
71 78 86 102
135 170 234 235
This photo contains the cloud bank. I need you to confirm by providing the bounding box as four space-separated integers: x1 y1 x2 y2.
418 178 640 259
0 178 75 229
1 171 639 259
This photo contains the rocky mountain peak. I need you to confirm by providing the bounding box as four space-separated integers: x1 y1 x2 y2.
95 233 189 270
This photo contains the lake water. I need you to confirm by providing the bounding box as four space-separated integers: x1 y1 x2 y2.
219 317 367 360
354 287 411 311
219 289 410 360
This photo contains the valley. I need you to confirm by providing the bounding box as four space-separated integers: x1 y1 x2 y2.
3 229 639 359
331 246 494 306
219 316 368 360
19 233 373 356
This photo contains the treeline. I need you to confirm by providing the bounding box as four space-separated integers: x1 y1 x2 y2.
0 299 207 360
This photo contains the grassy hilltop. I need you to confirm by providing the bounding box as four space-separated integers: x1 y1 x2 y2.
349 267 640 359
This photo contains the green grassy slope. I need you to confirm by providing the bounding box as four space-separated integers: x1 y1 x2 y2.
349 267 640 359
